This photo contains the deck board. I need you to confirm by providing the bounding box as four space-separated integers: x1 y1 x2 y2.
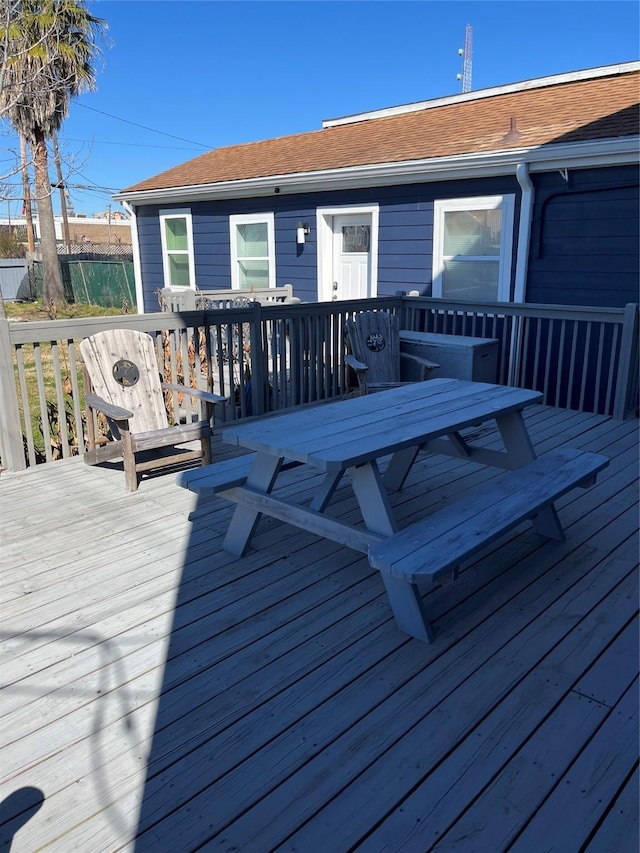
1 406 638 852
355 572 638 852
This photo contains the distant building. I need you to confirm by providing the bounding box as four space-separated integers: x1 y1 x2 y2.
0 212 133 247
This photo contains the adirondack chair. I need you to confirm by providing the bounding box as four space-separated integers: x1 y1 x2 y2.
80 329 226 491
345 311 440 394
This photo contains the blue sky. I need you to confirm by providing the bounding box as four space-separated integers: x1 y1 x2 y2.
3 0 639 217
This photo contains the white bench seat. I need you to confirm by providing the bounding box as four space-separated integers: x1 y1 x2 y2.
368 447 609 641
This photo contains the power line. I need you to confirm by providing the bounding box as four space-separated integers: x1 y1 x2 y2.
76 103 213 150
69 182 121 192
74 169 120 192
65 137 204 151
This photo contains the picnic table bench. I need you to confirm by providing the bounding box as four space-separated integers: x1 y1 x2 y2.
368 447 608 641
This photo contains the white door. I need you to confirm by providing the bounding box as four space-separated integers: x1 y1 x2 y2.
330 214 372 300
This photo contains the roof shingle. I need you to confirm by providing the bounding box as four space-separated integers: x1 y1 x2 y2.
123 69 640 194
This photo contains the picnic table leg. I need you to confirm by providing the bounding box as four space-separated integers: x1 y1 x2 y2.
384 446 420 491
380 574 435 643
351 461 435 640
497 410 565 540
349 461 397 536
310 470 344 512
223 454 283 556
496 410 537 466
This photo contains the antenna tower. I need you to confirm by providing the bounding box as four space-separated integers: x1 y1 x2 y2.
457 24 473 93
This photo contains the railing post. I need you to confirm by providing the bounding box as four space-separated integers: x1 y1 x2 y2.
249 301 268 416
0 317 27 471
613 303 639 420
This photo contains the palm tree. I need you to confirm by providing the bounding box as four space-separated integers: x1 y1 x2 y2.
0 0 106 305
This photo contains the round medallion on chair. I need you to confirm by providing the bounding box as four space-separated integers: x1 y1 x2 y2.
366 333 386 352
233 296 252 308
112 359 140 387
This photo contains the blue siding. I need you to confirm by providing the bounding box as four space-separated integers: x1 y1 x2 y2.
378 205 433 295
192 213 231 288
526 166 639 308
136 167 637 312
273 205 317 301
136 207 165 310
136 178 518 309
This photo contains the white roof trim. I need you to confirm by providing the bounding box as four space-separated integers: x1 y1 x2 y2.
322 61 640 128
115 137 640 206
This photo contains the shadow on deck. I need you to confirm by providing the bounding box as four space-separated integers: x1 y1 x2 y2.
1 406 638 851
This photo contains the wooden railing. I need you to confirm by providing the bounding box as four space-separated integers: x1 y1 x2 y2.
0 296 637 472
401 298 639 421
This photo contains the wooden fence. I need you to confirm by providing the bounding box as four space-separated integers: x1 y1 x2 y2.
0 296 637 472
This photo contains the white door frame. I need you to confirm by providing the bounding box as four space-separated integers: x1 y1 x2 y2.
316 204 379 301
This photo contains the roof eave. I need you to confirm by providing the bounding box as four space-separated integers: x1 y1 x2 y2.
114 137 640 206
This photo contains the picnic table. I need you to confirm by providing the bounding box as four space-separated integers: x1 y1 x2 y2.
179 378 608 641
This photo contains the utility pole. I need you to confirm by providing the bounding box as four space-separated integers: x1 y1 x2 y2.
65 187 75 216
457 24 473 93
51 129 71 252
20 134 35 252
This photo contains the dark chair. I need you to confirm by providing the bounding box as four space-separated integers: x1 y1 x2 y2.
345 311 439 394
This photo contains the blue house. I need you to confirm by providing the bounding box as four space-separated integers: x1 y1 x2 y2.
116 62 639 314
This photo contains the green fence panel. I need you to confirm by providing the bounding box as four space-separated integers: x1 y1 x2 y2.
69 260 136 308
30 260 136 308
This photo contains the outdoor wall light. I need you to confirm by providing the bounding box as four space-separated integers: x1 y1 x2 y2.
296 222 310 245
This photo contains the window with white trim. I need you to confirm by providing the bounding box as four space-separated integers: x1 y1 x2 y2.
160 210 195 288
230 213 275 289
432 195 515 302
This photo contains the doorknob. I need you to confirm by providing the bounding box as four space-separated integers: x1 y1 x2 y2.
332 281 338 290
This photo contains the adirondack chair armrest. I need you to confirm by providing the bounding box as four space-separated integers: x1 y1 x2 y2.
344 354 369 373
162 383 227 404
400 352 440 372
85 393 133 421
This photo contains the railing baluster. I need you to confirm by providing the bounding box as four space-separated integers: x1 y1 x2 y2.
579 323 592 412
604 324 620 415
554 320 567 408
33 343 53 463
50 340 71 458
542 320 555 405
16 344 36 466
67 340 85 458
532 319 542 396
521 317 531 390
566 323 579 411
593 322 606 414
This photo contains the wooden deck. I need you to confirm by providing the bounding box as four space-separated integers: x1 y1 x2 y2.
1 406 638 852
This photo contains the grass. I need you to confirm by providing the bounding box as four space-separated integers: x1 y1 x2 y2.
5 299 128 323
6 300 132 462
